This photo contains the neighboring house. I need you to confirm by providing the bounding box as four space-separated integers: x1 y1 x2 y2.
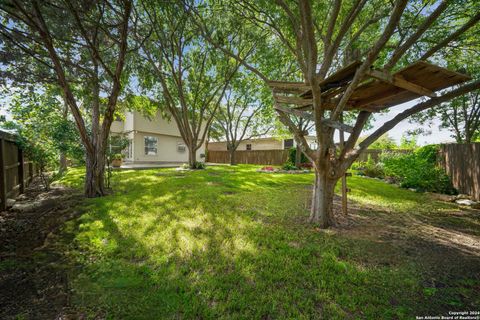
208 136 318 151
110 110 206 164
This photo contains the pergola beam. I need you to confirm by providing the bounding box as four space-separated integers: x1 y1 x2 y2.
366 69 437 98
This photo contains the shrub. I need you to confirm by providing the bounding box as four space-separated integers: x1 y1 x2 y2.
362 155 384 178
282 162 298 171
191 161 206 169
381 145 456 194
111 153 124 160
350 161 366 171
288 147 308 164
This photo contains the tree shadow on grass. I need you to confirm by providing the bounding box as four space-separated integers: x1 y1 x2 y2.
62 166 480 319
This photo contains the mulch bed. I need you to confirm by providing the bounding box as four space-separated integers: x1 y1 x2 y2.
0 179 83 320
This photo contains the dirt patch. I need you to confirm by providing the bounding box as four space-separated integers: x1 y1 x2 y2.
0 179 83 320
298 188 480 311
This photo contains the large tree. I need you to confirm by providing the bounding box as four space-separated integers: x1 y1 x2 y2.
190 0 480 227
135 0 240 168
0 85 83 173
211 72 273 165
0 0 133 197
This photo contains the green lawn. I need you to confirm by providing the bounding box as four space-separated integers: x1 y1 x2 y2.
57 165 480 319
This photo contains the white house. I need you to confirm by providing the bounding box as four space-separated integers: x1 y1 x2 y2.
110 110 206 164
208 136 318 151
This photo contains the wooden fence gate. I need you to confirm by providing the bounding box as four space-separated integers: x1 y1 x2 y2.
0 130 37 211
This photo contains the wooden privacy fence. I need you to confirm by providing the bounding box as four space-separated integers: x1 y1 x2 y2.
208 150 290 165
0 130 38 211
439 143 480 200
207 149 411 165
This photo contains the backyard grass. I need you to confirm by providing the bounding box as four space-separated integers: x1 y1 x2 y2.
56 165 480 319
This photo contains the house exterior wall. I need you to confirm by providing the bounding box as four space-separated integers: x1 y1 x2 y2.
208 136 318 151
132 132 205 163
132 111 180 136
109 110 206 163
110 120 124 134
124 112 134 132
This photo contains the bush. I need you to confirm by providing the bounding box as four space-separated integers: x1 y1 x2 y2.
381 145 456 194
288 147 308 164
362 155 384 178
111 153 124 160
191 161 206 170
282 162 298 171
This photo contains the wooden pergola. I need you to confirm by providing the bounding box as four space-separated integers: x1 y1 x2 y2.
268 61 471 214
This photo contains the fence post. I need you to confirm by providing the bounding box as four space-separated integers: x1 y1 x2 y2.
0 138 6 211
18 147 25 193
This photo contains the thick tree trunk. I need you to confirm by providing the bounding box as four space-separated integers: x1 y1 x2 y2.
84 150 106 197
188 147 197 168
309 169 337 228
59 152 67 174
229 150 236 165
295 145 302 167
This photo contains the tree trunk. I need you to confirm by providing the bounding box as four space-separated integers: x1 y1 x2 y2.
309 168 337 228
295 145 302 167
59 152 67 174
229 149 236 165
84 150 106 197
188 147 197 168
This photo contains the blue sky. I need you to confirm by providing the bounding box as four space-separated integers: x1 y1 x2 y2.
363 100 454 145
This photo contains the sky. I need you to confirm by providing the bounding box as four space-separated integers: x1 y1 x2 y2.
362 100 455 145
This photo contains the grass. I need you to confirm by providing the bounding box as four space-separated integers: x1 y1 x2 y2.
57 165 480 319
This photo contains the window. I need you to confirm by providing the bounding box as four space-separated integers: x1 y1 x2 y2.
246 144 252 150
127 140 133 159
284 139 294 149
144 136 157 155
177 142 186 152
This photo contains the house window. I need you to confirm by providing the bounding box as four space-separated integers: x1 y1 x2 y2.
246 144 252 150
284 139 294 149
128 140 133 158
144 136 157 155
177 143 186 152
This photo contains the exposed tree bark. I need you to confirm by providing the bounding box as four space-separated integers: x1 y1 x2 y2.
59 102 68 174
188 147 197 168
310 168 337 227
59 153 67 173
229 149 236 166
295 145 302 168
85 147 106 197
